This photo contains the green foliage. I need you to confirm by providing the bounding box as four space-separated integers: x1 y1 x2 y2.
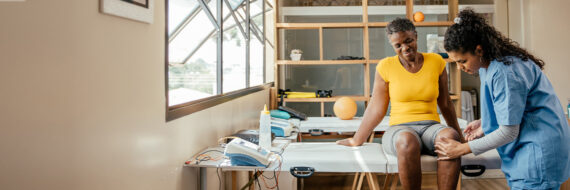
168 58 214 93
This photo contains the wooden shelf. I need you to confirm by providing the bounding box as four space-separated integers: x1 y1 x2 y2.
279 96 369 102
276 22 365 29
278 21 454 29
274 0 470 117
368 22 388 27
371 58 452 64
280 5 494 16
277 60 367 65
413 21 454 27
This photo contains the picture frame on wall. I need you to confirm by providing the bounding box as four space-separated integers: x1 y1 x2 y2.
100 0 154 23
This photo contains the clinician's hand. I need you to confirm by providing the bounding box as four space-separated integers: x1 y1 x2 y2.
463 119 484 141
434 137 471 160
336 138 363 147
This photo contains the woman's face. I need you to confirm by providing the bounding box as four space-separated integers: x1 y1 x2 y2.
388 31 418 62
448 49 486 74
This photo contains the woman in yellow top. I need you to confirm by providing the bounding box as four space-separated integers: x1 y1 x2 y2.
337 18 463 190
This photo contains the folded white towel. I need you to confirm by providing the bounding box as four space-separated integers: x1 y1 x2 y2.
461 91 475 122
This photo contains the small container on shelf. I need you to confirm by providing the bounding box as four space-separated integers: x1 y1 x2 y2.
290 49 303 61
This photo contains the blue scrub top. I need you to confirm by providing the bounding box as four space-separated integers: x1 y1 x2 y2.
479 56 570 189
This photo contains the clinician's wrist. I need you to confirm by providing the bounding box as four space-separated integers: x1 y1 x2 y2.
461 143 472 155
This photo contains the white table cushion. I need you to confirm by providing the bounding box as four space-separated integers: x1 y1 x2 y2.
280 142 388 173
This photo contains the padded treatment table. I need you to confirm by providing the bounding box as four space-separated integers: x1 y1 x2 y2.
278 142 390 190
280 143 388 173
279 142 502 190
295 117 500 190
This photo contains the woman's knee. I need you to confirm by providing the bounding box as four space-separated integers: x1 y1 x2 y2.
395 132 420 153
435 128 460 142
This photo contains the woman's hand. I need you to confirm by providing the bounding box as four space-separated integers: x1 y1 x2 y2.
463 119 484 141
434 137 471 160
336 138 364 147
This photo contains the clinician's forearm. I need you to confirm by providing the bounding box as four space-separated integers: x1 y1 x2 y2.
468 124 520 155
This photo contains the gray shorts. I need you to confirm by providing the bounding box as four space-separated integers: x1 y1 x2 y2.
381 120 451 156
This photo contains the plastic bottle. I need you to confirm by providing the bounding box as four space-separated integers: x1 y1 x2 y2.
259 104 272 150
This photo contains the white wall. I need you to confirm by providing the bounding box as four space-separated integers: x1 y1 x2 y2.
0 1 270 189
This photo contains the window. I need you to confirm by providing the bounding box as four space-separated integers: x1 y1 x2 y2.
166 0 273 121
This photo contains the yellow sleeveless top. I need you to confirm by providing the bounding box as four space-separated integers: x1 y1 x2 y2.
376 53 446 126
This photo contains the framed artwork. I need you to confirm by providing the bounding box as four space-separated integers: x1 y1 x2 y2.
100 0 154 23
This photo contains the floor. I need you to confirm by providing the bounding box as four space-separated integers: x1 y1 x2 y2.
302 173 509 190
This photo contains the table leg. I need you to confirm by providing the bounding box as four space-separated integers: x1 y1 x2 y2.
249 171 255 190
232 171 237 190
200 168 207 190
390 174 398 190
382 174 392 190
351 173 360 190
354 172 366 190
366 173 381 190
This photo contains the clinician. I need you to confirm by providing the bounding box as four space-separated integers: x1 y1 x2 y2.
435 9 570 190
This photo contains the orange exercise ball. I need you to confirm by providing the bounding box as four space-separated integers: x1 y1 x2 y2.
333 97 357 120
413 11 425 22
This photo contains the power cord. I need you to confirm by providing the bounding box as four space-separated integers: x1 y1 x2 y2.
216 168 222 190
187 149 224 165
260 155 283 189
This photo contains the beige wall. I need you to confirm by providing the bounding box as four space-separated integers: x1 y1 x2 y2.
0 1 269 190
492 0 569 115
493 0 509 35
510 0 570 114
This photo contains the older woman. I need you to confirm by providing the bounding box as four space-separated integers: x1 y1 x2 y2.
337 18 462 190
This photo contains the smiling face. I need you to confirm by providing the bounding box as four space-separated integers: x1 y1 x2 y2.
388 30 418 62
447 45 488 74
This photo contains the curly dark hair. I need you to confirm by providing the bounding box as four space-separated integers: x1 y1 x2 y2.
444 8 544 69
386 17 416 35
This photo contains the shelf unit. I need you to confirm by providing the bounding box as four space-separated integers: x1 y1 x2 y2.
273 0 471 117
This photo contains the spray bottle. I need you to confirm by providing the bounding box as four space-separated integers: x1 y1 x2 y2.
259 104 272 150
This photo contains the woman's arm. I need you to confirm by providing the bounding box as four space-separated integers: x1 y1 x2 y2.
337 72 389 146
437 68 465 142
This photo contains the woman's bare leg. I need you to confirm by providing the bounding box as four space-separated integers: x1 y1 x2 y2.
396 132 422 190
435 128 461 190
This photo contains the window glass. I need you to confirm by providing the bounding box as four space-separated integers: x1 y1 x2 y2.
168 35 218 106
